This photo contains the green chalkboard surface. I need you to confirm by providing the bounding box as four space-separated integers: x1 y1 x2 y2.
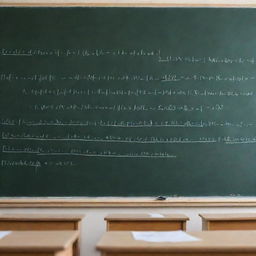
1 7 256 196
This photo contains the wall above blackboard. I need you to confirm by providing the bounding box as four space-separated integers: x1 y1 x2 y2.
1 7 256 197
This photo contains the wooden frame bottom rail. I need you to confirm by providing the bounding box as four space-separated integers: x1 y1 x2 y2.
0 198 256 208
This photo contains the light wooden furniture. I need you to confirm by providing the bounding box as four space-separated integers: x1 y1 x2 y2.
105 214 189 231
0 214 84 256
200 213 256 230
0 214 84 231
97 230 256 256
0 230 78 256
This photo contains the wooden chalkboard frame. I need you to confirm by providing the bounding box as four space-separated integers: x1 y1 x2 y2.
0 1 256 7
1 1 256 207
1 197 256 207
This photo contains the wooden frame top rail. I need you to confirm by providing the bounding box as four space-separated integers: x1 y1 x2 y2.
0 198 256 208
0 2 256 7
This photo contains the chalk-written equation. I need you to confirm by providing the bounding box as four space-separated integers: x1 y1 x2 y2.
1 73 254 83
1 47 256 65
1 46 256 171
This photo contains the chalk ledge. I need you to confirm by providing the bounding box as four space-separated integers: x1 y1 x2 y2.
0 197 256 208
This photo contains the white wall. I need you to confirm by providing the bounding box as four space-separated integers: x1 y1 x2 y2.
1 207 256 256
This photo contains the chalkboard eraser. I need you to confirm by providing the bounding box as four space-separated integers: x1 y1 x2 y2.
156 196 167 201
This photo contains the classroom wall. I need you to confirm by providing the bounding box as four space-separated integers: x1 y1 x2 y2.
0 206 256 256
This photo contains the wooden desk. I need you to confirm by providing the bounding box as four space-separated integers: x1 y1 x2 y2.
97 230 256 256
199 213 256 230
0 230 78 256
0 214 84 256
105 214 189 231
0 214 84 231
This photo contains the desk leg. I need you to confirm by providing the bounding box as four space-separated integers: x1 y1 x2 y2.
73 239 79 256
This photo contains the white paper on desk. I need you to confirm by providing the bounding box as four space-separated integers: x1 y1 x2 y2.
148 213 164 218
132 231 200 243
0 231 11 239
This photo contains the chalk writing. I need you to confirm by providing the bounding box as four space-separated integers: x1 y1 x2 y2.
2 133 254 145
1 44 256 173
1 134 218 144
1 160 41 168
1 73 254 83
0 48 160 58
21 88 254 97
30 103 224 112
159 55 255 65
1 48 255 66
161 74 254 83
1 159 75 168
2 119 255 128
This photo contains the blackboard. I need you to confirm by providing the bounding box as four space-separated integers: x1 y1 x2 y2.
1 7 256 197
